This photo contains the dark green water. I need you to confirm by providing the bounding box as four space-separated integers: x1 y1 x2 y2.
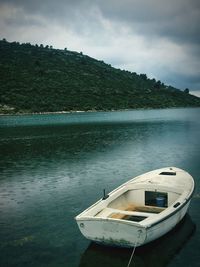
0 108 200 267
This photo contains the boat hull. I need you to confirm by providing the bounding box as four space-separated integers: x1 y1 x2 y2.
77 201 190 247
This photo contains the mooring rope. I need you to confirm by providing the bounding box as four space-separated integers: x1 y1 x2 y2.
126 230 142 267
126 244 137 267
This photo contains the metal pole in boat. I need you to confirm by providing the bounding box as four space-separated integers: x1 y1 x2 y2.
102 189 109 200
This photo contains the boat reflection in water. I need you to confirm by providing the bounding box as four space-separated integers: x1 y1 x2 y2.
79 214 195 267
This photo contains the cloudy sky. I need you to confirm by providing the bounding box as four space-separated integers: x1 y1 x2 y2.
0 0 200 95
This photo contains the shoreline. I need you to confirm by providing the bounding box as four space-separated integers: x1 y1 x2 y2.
0 107 154 116
0 106 199 116
0 109 97 116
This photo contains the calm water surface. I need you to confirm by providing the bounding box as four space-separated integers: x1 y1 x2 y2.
0 108 200 267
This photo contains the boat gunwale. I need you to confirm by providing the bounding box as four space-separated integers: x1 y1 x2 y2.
75 190 194 232
76 183 194 220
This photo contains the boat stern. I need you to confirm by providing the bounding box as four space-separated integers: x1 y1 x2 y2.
75 216 147 247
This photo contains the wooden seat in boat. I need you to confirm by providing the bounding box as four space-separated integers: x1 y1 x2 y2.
113 204 165 214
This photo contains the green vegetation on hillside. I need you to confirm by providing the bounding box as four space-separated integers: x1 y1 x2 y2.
0 39 200 114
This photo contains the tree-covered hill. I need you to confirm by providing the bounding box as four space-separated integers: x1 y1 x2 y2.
0 39 200 114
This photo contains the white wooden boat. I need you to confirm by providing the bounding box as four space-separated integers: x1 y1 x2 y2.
75 167 194 247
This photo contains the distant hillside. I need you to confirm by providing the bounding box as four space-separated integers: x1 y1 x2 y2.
0 39 200 114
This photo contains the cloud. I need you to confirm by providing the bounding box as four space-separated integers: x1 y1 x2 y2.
0 0 200 90
98 0 200 44
2 0 200 45
190 90 200 98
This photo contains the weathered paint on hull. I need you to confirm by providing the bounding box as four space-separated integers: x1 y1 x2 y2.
77 219 146 247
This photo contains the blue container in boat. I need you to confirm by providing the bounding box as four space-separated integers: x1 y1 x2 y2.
156 197 165 207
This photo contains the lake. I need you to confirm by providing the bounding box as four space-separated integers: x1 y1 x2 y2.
0 108 200 267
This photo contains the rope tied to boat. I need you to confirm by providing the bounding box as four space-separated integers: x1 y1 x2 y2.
127 245 137 267
126 229 142 267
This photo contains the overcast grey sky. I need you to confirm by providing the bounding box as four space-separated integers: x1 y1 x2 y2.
0 0 200 95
